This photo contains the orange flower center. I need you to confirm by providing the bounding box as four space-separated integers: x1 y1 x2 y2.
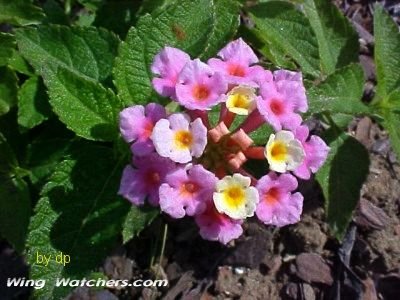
142 120 154 139
192 84 210 101
264 187 280 204
228 64 246 77
270 99 284 115
180 182 199 196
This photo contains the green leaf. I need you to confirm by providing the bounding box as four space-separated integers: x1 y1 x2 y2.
316 131 369 240
25 120 74 188
382 109 400 161
42 0 69 25
0 133 30 252
42 65 123 141
374 5 400 98
0 133 17 176
307 64 369 116
247 1 320 77
0 67 18 116
93 0 141 38
18 76 52 130
122 206 159 243
199 0 240 59
137 0 175 16
0 0 44 26
303 0 359 74
27 144 130 299
27 137 72 188
114 0 239 106
78 0 104 11
249 124 273 145
385 88 400 112
0 33 15 67
16 25 119 85
8 50 35 76
238 26 297 70
330 113 354 130
0 175 30 252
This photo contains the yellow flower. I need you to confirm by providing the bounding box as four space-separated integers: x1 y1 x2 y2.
213 173 259 219
265 130 305 173
226 85 257 115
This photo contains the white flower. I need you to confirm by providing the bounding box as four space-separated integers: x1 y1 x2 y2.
265 130 305 173
226 85 257 115
213 173 259 219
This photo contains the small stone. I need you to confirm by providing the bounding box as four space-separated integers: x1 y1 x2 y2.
359 55 376 81
283 282 299 299
234 267 246 275
103 256 134 289
388 151 397 164
394 225 400 236
362 278 378 300
354 198 390 230
355 117 372 148
260 254 282 276
302 283 316 300
372 139 390 155
295 253 333 285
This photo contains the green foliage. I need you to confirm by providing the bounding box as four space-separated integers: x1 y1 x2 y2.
307 64 370 116
0 33 15 67
372 5 400 161
0 134 30 252
316 131 369 240
18 76 52 130
303 0 359 74
382 109 400 161
0 67 18 116
27 144 130 299
0 0 45 26
93 0 141 38
114 0 239 106
24 120 74 188
16 25 120 84
42 66 123 141
373 5 400 98
247 1 320 77
122 206 159 243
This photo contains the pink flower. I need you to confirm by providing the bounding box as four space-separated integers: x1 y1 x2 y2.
195 200 243 244
151 46 190 98
151 113 207 163
257 85 302 131
119 104 166 156
208 38 267 85
118 154 176 206
256 172 303 227
274 70 308 113
293 125 330 180
159 164 217 218
175 59 227 110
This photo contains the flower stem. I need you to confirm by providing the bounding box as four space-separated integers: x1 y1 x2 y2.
155 222 168 279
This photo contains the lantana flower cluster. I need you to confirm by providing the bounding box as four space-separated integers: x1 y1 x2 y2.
118 38 330 244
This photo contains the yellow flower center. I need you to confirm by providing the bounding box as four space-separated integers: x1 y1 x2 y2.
270 141 287 162
174 130 193 149
226 92 252 115
223 185 245 209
